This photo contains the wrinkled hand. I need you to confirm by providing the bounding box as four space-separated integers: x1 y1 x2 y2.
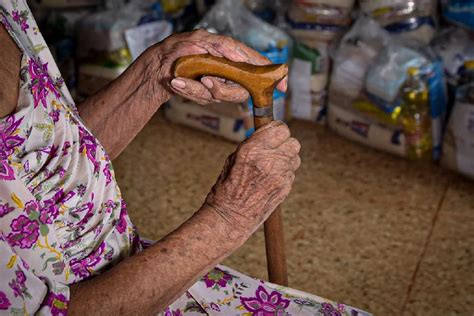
204 121 301 241
145 29 287 105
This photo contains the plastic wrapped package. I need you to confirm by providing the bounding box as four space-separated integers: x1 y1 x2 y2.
360 0 437 45
442 82 474 179
289 40 329 122
441 0 474 31
177 0 290 126
287 0 355 43
328 17 447 159
77 1 172 95
165 97 254 143
431 28 474 88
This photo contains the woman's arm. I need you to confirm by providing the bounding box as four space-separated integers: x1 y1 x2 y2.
78 29 287 160
69 121 301 315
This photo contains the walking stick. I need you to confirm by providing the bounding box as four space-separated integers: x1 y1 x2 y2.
174 54 289 286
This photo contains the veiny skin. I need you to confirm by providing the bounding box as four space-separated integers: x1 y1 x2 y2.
1 26 299 315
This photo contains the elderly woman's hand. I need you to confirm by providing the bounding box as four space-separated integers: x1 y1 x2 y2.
204 121 300 242
144 29 287 105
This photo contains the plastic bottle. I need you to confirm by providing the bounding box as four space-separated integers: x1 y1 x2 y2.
399 67 432 160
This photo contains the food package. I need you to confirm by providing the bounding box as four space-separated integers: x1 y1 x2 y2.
431 27 474 110
360 0 437 45
164 97 253 143
441 82 474 179
287 0 355 44
77 1 172 96
441 0 474 31
289 40 329 123
328 17 447 159
194 0 290 129
286 0 355 123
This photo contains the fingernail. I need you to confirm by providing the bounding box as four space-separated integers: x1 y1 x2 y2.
171 78 186 89
201 77 213 89
236 47 249 61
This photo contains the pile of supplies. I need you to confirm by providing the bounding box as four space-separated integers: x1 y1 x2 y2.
32 0 474 180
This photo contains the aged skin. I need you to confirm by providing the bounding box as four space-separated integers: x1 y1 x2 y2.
1 26 299 315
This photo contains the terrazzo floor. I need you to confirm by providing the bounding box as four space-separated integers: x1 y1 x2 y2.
113 113 473 316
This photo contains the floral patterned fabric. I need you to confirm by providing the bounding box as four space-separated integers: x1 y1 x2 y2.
0 1 371 315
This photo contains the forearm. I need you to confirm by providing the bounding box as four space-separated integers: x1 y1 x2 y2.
68 205 244 315
77 49 168 159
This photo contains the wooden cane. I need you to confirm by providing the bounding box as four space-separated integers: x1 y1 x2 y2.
174 54 289 286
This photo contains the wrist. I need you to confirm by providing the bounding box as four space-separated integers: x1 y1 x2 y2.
140 44 172 105
194 203 249 253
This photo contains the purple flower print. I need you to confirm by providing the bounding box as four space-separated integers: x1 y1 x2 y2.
164 308 183 316
0 115 25 180
210 303 221 312
78 126 100 174
49 109 60 123
7 215 40 249
70 242 105 278
11 10 29 33
241 286 290 316
0 203 14 218
9 267 27 298
40 190 75 224
77 184 86 196
103 162 112 186
319 302 343 316
62 141 71 156
0 291 10 310
44 292 68 316
202 267 233 290
116 201 129 234
28 57 60 108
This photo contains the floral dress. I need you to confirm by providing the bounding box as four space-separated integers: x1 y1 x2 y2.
0 1 371 315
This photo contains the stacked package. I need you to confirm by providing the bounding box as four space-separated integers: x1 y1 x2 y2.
165 0 290 142
360 0 437 45
437 1 474 179
76 1 172 96
287 0 355 123
327 17 447 159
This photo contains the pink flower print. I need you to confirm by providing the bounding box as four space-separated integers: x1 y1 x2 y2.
0 203 14 218
319 302 343 316
28 58 60 108
116 201 129 234
240 286 290 316
70 241 105 278
202 267 233 290
0 291 10 310
0 115 25 180
7 215 40 249
44 292 68 316
78 126 100 174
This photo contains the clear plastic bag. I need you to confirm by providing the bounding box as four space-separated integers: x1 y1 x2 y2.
328 16 448 159
360 0 437 45
196 0 289 52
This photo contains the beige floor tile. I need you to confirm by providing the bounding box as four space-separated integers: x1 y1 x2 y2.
113 114 452 315
403 179 474 316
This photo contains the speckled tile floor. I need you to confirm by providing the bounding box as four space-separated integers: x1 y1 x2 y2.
113 113 473 316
